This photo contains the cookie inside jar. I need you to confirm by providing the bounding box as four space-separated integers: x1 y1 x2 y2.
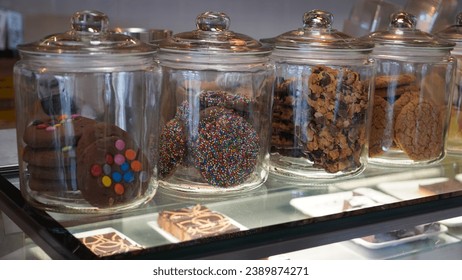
365 11 455 166
14 10 160 213
267 9 375 180
270 65 371 177
368 72 447 164
157 11 273 195
157 84 269 195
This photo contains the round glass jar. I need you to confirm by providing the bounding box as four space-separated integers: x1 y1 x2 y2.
14 10 161 213
269 10 375 180
157 11 274 196
366 11 455 166
436 12 462 154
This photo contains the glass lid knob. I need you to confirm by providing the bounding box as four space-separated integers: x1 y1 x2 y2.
389 11 417 29
303 9 333 28
457 12 462 25
196 11 230 31
71 10 109 33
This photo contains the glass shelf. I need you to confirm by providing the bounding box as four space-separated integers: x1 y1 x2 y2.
1 155 462 259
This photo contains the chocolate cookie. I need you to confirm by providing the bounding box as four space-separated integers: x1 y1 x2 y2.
369 95 394 157
394 98 443 161
76 122 133 157
306 66 369 173
27 164 76 181
199 90 253 112
28 176 77 192
23 145 77 167
193 109 259 187
158 118 187 179
23 115 97 149
77 135 151 208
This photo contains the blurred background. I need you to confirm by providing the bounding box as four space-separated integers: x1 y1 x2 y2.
1 0 462 129
0 0 461 45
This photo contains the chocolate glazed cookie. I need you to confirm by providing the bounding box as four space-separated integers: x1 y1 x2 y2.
192 107 260 187
158 117 187 179
23 115 97 148
77 126 151 208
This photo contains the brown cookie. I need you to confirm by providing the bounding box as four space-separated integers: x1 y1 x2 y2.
193 109 259 187
23 145 77 167
374 74 416 89
158 117 187 179
369 95 394 157
27 164 76 181
76 122 133 157
272 120 295 132
28 176 77 192
375 84 420 99
23 115 97 149
306 66 368 173
271 133 295 147
394 98 443 161
199 90 253 112
392 91 420 124
77 135 151 208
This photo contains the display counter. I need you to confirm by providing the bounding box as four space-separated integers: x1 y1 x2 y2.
1 128 462 260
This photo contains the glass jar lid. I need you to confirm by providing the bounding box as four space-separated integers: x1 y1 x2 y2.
159 11 271 54
436 12 462 48
18 10 156 55
367 11 455 49
273 9 374 51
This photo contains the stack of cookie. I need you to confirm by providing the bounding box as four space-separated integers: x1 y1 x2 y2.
369 74 444 161
305 66 369 173
23 115 96 192
22 115 152 207
271 66 369 174
271 77 308 157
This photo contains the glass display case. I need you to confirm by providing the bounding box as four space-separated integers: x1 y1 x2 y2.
1 124 462 259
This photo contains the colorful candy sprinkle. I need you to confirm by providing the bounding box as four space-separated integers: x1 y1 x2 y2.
91 164 102 177
114 183 124 195
102 176 112 187
115 139 126 151
89 137 148 197
114 154 125 165
125 149 136 161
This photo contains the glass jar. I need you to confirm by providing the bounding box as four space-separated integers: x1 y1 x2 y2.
14 10 161 213
269 9 375 180
157 11 274 196
436 12 462 154
366 11 456 166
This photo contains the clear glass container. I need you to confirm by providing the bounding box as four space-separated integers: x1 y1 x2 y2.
157 11 274 196
269 9 375 180
14 10 161 213
366 11 456 166
436 12 462 154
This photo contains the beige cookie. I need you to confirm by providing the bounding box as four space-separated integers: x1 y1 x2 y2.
375 84 420 99
374 74 416 89
392 91 419 124
394 98 443 161
369 95 394 157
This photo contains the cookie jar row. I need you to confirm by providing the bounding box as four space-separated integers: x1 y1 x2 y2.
13 10 275 212
268 10 456 181
13 9 457 214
